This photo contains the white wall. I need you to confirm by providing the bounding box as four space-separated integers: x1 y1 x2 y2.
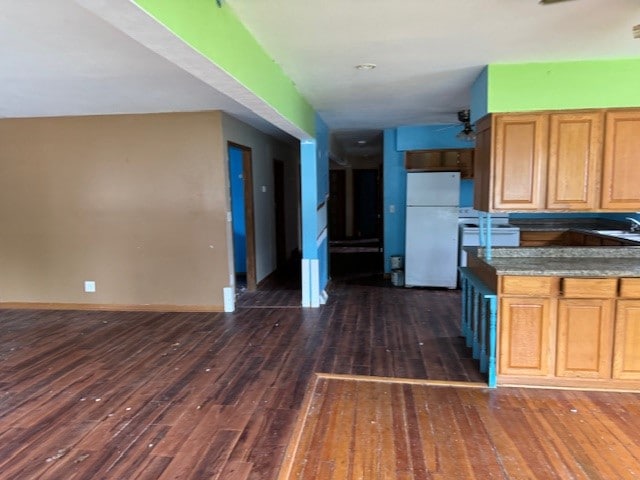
222 114 299 283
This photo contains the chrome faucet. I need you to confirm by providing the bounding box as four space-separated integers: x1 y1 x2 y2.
626 217 640 232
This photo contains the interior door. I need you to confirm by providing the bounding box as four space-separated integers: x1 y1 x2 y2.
329 169 346 240
273 159 286 269
228 145 246 273
228 143 256 291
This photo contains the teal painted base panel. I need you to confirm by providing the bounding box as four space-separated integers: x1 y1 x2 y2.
459 267 497 388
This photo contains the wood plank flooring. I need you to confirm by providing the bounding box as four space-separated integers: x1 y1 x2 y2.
280 375 640 480
0 280 479 479
0 276 637 478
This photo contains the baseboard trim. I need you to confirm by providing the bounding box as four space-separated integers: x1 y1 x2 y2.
0 302 224 312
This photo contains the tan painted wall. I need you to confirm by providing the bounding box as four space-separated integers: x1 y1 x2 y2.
0 112 230 308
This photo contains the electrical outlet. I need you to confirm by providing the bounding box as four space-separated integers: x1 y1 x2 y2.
84 281 96 293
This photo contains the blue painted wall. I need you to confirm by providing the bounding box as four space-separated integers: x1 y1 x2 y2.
470 66 489 124
300 114 330 305
228 145 246 273
301 140 318 259
460 180 474 207
383 124 475 273
396 124 475 151
383 128 406 273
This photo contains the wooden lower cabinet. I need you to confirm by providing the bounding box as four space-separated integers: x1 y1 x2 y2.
499 297 552 376
556 299 613 378
518 230 567 247
518 230 629 247
613 300 640 380
497 275 640 389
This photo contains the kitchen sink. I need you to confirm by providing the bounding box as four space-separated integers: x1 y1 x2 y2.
595 230 632 235
595 230 640 241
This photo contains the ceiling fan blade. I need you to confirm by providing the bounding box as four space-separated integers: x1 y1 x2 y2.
539 0 577 4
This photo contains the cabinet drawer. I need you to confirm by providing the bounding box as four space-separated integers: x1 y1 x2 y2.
500 276 557 296
561 278 617 298
619 278 640 298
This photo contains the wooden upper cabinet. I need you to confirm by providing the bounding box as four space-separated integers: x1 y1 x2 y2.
474 108 640 212
492 114 548 210
601 110 640 210
473 116 492 211
546 112 603 210
405 149 474 178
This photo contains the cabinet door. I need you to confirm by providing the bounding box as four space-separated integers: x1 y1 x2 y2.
613 300 640 380
583 234 603 246
405 150 442 170
499 297 553 376
442 149 474 179
556 299 613 378
518 231 566 247
566 231 586 246
547 112 602 210
601 110 640 210
473 116 492 211
493 114 548 210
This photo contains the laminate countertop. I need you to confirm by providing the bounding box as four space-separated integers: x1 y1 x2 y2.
467 246 640 277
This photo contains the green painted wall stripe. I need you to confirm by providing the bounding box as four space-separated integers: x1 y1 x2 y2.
488 58 640 112
133 0 315 136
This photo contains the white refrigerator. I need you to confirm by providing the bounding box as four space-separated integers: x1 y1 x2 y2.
405 172 460 288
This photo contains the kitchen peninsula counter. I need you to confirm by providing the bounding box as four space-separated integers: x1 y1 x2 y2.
466 246 640 391
508 218 640 246
468 246 640 277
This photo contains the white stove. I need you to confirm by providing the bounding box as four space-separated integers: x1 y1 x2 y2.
458 208 520 267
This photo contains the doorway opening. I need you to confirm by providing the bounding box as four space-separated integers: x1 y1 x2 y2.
228 143 256 292
329 166 383 280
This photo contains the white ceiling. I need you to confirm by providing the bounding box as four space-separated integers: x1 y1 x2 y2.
227 0 640 130
1 0 639 156
0 0 297 141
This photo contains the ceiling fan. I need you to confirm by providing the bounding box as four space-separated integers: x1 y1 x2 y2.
456 110 475 142
539 0 640 38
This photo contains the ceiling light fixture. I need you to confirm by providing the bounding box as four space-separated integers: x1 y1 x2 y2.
456 109 476 142
355 63 376 70
357 140 367 144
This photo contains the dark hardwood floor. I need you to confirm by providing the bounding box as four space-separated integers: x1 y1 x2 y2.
2 268 637 479
0 274 480 479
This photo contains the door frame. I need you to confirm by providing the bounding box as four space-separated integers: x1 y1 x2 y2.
228 142 257 291
273 159 287 270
